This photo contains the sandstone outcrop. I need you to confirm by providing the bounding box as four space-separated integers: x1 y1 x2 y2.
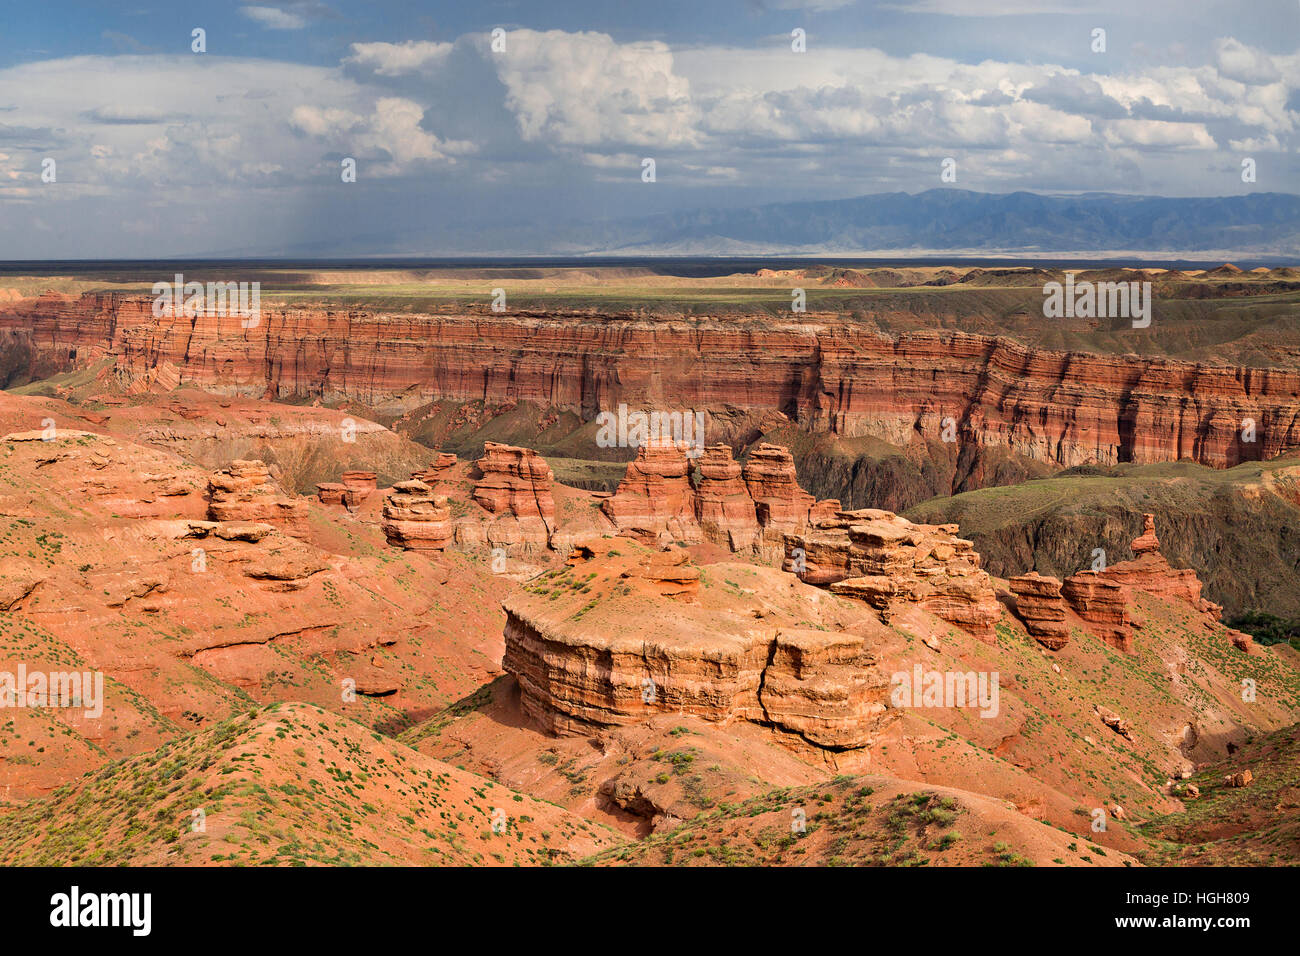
1008 572 1070 649
601 438 700 545
743 443 814 538
502 539 898 751
315 472 376 510
693 444 759 551
457 443 558 554
315 482 348 506
1061 574 1133 652
603 439 834 556
9 293 1300 475
206 460 308 537
785 509 1000 642
340 470 377 508
1093 515 1210 613
471 443 555 523
414 452 458 489
381 480 451 551
1060 515 1226 652
625 546 700 599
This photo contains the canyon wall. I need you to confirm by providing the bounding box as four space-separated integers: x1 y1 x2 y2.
6 293 1300 470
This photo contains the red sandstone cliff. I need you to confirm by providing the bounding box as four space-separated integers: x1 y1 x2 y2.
6 293 1300 471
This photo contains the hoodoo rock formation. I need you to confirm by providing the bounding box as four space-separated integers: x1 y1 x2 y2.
340 471 377 506
601 438 700 545
206 460 308 537
316 471 378 510
693 444 759 551
784 509 1000 642
743 443 815 532
450 442 559 554
471 442 556 525
1061 575 1134 652
381 480 452 551
1008 572 1070 649
1060 514 1228 652
6 293 1300 471
603 439 835 557
502 539 898 751
1091 515 1220 620
315 482 348 506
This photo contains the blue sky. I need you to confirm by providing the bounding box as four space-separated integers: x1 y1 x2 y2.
1 0 1298 256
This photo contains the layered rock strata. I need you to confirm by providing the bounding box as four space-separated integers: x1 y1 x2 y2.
414 453 458 489
784 509 1000 642
600 438 700 545
1060 575 1134 652
693 444 759 551
455 442 558 554
1008 572 1070 649
317 471 377 510
502 540 897 751
206 460 308 537
603 439 834 557
339 471 377 508
471 442 556 525
381 480 451 551
7 292 1300 470
1060 514 1227 652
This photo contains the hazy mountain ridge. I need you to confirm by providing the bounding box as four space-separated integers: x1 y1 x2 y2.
581 189 1300 258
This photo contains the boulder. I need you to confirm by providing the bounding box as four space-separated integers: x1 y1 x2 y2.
1226 770 1253 788
1096 705 1134 740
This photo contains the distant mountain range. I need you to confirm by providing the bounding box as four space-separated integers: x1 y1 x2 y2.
566 189 1300 259
205 188 1300 261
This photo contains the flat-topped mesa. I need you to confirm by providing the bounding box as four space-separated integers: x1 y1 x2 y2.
601 437 700 545
11 293 1300 473
471 442 556 528
784 509 1000 643
206 460 308 537
381 479 452 551
693 444 759 551
1008 572 1070 650
414 452 458 490
501 539 898 751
